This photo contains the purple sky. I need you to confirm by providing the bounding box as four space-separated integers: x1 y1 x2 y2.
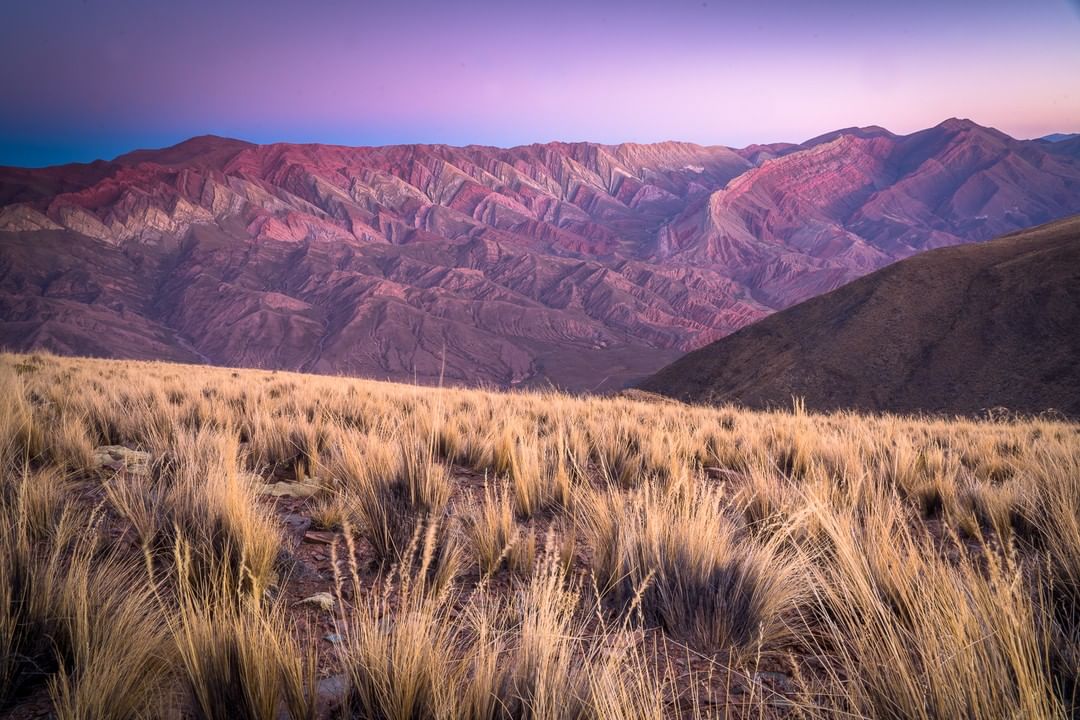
2 0 1079 166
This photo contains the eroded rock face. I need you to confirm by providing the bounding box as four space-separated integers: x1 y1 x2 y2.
3 120 1080 390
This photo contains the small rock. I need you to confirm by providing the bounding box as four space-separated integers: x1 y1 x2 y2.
283 515 313 540
299 592 335 611
257 480 324 498
317 673 348 708
92 445 152 476
282 512 313 529
276 672 349 720
324 633 343 645
304 530 337 545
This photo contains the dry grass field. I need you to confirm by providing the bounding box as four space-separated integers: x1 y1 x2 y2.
2 351 1079 719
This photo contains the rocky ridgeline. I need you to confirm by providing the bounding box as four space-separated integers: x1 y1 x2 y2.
3 119 1080 389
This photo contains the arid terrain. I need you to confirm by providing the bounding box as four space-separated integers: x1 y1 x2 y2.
641 214 1080 416
3 119 1080 389
3 352 1079 718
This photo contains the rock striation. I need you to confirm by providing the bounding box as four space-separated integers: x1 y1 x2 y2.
3 119 1080 389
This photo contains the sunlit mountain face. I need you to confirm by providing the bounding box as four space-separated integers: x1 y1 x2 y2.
3 119 1080 388
1 0 1077 387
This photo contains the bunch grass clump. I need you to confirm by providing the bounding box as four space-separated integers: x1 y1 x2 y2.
2 352 1080 718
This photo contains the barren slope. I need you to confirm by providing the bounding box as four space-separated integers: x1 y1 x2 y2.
640 215 1080 416
3 119 1080 389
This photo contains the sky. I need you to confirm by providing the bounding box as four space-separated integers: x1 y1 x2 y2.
2 0 1079 167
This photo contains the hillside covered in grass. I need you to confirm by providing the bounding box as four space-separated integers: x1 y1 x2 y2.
2 352 1080 718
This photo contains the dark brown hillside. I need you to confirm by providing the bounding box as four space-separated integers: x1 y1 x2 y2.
639 215 1080 416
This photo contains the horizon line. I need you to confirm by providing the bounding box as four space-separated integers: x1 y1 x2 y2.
2 117 1077 170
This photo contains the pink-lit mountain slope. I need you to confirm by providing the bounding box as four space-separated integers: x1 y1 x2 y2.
2 119 1079 389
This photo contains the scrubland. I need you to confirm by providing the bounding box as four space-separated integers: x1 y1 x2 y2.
2 352 1079 719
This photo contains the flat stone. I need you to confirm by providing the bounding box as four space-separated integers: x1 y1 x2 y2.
303 530 337 545
91 445 152 476
256 480 323 498
317 673 348 705
281 513 313 540
323 633 343 645
298 591 335 611
275 672 348 719
282 512 313 528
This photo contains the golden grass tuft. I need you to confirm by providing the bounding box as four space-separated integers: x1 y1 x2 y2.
2 352 1080 717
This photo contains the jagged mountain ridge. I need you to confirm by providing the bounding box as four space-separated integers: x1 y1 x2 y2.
2 119 1080 389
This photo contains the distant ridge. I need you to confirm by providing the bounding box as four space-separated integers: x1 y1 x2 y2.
639 215 1080 417
1040 133 1080 143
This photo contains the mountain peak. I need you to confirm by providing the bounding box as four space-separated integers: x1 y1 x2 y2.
1040 132 1080 143
926 117 1013 146
936 117 981 133
114 135 254 167
802 125 896 148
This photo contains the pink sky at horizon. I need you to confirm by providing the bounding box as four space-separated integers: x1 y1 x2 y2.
2 0 1078 166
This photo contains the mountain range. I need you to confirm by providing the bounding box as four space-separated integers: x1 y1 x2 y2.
640 215 1080 416
1041 133 1080 143
2 118 1080 389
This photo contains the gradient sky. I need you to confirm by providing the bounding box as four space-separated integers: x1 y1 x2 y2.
2 0 1079 167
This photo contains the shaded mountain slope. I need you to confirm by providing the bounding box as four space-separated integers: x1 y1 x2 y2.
640 215 1080 416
